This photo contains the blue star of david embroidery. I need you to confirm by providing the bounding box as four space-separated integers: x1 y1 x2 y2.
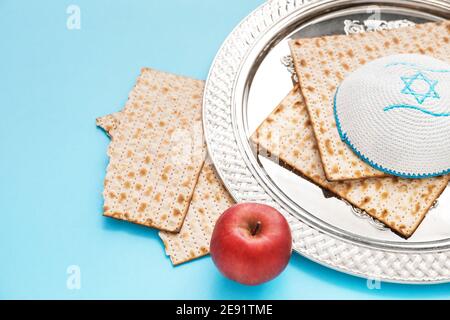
400 72 440 105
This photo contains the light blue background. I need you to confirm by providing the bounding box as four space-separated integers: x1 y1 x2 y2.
1 0 450 299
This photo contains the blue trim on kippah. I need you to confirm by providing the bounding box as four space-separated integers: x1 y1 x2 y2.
333 87 450 179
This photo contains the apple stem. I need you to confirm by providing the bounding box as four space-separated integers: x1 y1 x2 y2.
251 221 262 236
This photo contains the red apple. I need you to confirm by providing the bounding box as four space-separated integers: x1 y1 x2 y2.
210 203 292 285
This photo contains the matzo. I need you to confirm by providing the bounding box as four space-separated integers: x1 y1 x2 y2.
159 161 235 265
251 87 448 238
97 68 206 232
289 20 450 181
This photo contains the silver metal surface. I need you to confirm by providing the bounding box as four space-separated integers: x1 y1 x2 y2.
204 0 450 283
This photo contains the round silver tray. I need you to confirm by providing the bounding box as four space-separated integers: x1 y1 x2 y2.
203 0 450 283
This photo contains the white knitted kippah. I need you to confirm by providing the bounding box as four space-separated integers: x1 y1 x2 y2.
334 54 450 178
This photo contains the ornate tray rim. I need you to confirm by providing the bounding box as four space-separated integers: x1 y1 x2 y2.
203 0 450 284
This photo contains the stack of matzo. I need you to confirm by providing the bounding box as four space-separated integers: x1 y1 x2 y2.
160 162 234 265
98 68 234 265
251 20 450 238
